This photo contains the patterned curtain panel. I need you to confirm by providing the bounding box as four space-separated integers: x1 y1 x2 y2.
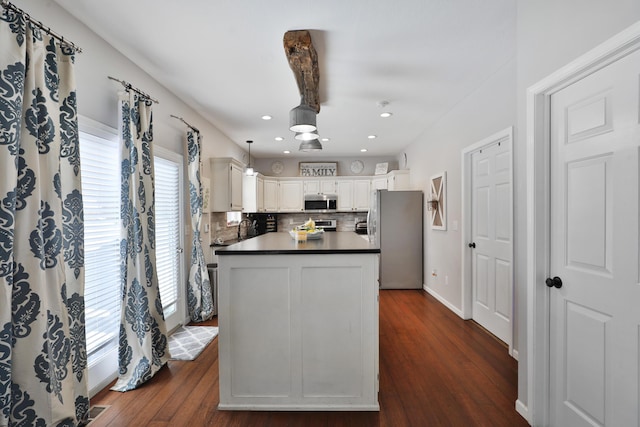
111 91 169 392
186 130 213 322
0 10 89 427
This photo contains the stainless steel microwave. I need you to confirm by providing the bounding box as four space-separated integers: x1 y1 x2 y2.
304 194 337 212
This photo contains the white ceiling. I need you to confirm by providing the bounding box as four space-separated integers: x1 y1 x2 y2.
54 0 516 158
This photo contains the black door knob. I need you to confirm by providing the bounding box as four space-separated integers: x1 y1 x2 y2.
468 242 476 248
545 276 563 289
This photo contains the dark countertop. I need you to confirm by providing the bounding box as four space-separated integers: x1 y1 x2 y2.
215 232 380 255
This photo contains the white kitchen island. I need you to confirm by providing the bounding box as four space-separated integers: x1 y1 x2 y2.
215 232 380 411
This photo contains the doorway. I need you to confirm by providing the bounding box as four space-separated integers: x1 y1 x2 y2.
462 127 514 352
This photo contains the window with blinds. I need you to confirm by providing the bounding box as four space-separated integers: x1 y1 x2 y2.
79 130 121 365
154 156 181 316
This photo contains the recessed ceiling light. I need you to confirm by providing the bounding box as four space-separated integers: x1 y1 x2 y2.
274 136 284 141
380 112 392 118
360 148 368 152
261 115 272 120
283 150 291 154
321 138 330 142
368 135 377 139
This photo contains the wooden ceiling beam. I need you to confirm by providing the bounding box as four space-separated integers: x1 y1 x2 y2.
283 30 320 113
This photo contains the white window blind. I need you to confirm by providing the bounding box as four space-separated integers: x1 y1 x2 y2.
79 130 121 365
154 156 180 316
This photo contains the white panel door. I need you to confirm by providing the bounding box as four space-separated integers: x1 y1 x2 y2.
470 139 512 345
549 48 640 427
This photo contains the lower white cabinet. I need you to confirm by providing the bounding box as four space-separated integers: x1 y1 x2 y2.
217 252 379 411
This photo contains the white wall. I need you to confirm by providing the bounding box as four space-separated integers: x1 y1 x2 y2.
402 58 516 311
514 0 640 415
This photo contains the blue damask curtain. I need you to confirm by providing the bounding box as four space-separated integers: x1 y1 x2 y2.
110 91 169 392
0 8 89 427
186 130 213 322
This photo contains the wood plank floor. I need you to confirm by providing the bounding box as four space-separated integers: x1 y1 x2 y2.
88 290 529 426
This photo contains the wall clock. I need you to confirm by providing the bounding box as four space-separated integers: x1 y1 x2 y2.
350 160 365 174
271 161 284 175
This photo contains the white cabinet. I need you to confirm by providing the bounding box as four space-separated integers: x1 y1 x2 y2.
217 251 379 410
353 179 371 210
263 179 279 212
371 170 410 192
303 179 336 195
387 170 409 190
371 176 387 190
336 180 354 211
278 180 304 212
337 179 371 211
243 174 264 213
210 158 243 212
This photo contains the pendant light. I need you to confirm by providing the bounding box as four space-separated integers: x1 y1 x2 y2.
299 138 323 152
289 104 317 133
245 140 254 176
294 130 320 141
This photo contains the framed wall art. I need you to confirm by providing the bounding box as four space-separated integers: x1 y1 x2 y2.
429 171 447 230
299 162 337 177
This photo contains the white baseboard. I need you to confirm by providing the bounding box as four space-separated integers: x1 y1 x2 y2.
423 285 464 318
515 399 530 425
511 348 519 361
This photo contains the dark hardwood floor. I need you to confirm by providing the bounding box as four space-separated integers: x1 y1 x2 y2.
88 290 529 426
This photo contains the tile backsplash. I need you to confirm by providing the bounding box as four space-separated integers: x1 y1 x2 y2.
277 212 366 232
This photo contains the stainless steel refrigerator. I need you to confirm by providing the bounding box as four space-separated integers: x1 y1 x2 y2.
368 190 423 289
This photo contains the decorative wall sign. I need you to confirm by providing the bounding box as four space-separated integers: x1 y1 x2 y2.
299 162 337 177
374 162 389 175
430 171 447 230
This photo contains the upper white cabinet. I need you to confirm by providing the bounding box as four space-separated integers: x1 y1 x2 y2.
304 179 336 195
337 179 371 211
353 179 372 210
278 179 304 212
243 173 264 213
387 170 409 191
336 180 354 211
210 158 243 212
371 176 388 190
263 179 279 211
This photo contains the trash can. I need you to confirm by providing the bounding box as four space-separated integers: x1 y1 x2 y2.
206 263 218 316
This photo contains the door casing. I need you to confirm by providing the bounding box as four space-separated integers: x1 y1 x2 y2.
525 20 640 426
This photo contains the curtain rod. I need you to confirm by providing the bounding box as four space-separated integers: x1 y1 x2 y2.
1 0 82 53
170 115 200 133
108 76 159 104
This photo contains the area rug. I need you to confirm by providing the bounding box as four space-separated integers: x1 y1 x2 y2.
168 326 218 360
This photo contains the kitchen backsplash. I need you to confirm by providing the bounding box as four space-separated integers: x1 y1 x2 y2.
208 211 367 244
278 212 366 232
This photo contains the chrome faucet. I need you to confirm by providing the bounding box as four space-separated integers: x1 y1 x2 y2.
237 218 252 241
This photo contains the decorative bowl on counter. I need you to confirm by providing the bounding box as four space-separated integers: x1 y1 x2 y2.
289 228 324 240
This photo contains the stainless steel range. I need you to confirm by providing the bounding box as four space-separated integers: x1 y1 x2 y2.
313 219 337 231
